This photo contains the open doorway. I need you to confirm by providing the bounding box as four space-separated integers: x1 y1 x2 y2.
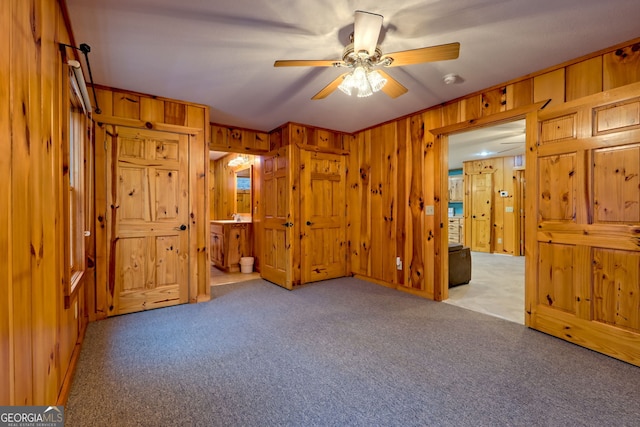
209 150 261 286
443 120 526 324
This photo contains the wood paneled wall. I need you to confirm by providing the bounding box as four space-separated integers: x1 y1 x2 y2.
210 153 257 220
348 37 640 299
90 85 211 309
347 111 443 298
463 156 522 255
1 0 87 405
270 122 350 152
210 123 269 153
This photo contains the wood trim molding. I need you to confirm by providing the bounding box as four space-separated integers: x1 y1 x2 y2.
429 100 550 137
295 143 350 156
95 115 202 135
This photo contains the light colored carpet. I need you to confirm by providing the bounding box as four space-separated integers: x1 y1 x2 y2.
445 252 524 324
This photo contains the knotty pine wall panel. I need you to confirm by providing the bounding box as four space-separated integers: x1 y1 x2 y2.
12 0 35 404
140 97 165 122
405 115 424 290
1 0 84 405
187 105 210 301
603 43 640 91
396 118 409 287
165 101 187 126
349 38 640 299
566 56 603 101
534 69 565 108
422 109 443 298
506 79 533 110
367 124 398 283
32 0 63 404
441 102 462 127
482 88 507 116
0 0 10 406
212 153 246 220
347 131 372 276
113 92 141 120
210 123 269 153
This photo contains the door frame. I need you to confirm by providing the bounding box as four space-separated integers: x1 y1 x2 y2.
430 101 548 302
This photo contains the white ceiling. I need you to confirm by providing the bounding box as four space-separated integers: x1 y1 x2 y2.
66 0 638 134
449 119 525 170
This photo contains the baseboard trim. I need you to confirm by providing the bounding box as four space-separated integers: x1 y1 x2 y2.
56 318 88 406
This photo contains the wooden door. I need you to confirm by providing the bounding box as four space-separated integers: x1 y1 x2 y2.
300 150 346 283
469 173 493 252
260 146 294 289
527 82 640 366
107 127 189 315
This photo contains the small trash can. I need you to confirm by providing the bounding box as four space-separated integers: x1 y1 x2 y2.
240 257 254 273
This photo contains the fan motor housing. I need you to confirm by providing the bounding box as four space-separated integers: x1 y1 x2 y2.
342 43 383 67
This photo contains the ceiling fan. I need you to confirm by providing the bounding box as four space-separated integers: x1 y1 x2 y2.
274 10 460 100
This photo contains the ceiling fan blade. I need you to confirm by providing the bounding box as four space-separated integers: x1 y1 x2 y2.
311 74 347 100
382 42 460 67
353 10 383 56
377 70 408 98
274 60 343 67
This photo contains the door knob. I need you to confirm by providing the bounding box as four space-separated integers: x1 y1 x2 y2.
306 221 314 226
281 222 293 227
175 224 187 231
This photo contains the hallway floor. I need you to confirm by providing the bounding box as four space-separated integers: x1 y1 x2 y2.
444 252 525 324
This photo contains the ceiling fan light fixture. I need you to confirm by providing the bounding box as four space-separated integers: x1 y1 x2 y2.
338 73 354 96
338 66 387 98
368 70 387 92
275 11 460 100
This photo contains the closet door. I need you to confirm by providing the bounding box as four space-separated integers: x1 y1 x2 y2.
300 150 346 283
107 126 189 315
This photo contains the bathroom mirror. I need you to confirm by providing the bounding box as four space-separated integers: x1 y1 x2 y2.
235 166 251 214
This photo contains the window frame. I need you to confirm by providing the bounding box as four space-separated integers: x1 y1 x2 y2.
62 56 89 307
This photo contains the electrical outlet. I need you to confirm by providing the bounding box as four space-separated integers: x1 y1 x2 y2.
505 206 514 213
425 205 434 215
497 238 502 244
